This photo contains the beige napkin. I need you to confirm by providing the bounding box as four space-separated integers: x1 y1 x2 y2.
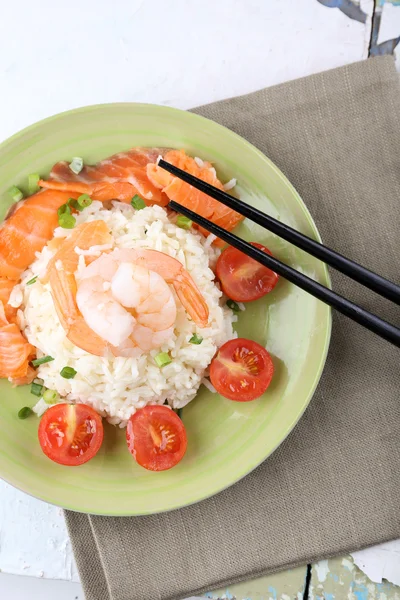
65 56 400 600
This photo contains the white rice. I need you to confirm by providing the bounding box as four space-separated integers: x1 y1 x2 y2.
223 178 237 191
19 202 236 427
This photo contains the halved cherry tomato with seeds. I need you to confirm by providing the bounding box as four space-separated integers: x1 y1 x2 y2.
38 403 104 466
126 405 187 471
210 338 274 402
216 242 279 302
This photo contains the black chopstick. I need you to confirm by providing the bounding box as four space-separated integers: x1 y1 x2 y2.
169 200 400 348
159 159 400 305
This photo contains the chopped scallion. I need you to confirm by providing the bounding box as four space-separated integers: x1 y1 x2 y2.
27 173 40 194
177 215 193 230
43 389 59 404
69 157 83 175
58 213 76 229
177 408 183 420
77 193 92 208
67 198 80 211
189 333 203 345
58 203 71 216
8 185 23 203
31 355 54 367
18 406 33 419
154 352 172 368
131 195 146 210
226 299 240 312
26 276 38 286
60 366 77 379
30 382 44 397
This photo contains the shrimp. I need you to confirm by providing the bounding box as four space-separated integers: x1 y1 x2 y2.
46 222 209 357
76 259 177 353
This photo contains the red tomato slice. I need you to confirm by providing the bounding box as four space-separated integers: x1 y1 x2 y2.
126 405 187 471
126 404 187 471
210 338 274 402
38 403 104 466
216 242 279 302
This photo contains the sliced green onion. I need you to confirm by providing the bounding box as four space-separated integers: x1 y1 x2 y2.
77 193 92 208
60 366 77 379
26 276 38 286
67 198 80 211
30 382 44 397
8 185 23 203
131 195 146 210
189 333 203 345
177 408 183 420
154 352 172 368
18 406 33 420
27 173 40 194
177 215 193 230
58 213 76 229
69 157 83 175
31 355 54 367
57 203 71 216
43 389 59 404
226 299 240 312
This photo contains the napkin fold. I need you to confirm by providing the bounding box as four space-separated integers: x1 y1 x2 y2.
65 56 400 600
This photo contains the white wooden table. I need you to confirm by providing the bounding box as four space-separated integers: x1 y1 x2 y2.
1 1 399 598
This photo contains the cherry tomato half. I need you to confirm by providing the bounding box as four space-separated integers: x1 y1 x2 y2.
216 242 279 302
126 405 187 471
210 338 274 402
38 403 104 466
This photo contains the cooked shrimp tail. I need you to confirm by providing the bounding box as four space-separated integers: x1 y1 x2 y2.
172 269 209 328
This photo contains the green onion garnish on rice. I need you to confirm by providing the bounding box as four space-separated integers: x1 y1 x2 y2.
77 193 92 209
18 407 33 419
189 333 203 345
58 210 76 229
58 203 70 216
26 276 38 286
69 157 84 175
8 185 23 203
30 382 44 397
177 408 183 420
57 203 76 227
27 173 40 194
226 299 240 312
176 215 193 230
131 195 146 210
31 355 54 367
60 366 77 379
154 352 172 368
43 389 59 404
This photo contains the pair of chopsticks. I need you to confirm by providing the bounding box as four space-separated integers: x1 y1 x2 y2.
158 159 400 348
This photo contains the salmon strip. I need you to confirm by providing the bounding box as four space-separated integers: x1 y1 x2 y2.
0 189 76 280
38 148 169 207
147 150 243 245
47 221 114 356
0 303 35 382
0 278 18 323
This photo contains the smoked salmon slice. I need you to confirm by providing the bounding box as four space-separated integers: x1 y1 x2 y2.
0 189 76 280
0 278 18 323
39 148 169 206
147 150 243 245
38 148 243 245
0 304 35 382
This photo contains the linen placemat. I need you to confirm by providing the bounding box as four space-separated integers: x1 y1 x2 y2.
65 56 400 600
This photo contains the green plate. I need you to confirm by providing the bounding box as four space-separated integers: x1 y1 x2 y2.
0 104 331 515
